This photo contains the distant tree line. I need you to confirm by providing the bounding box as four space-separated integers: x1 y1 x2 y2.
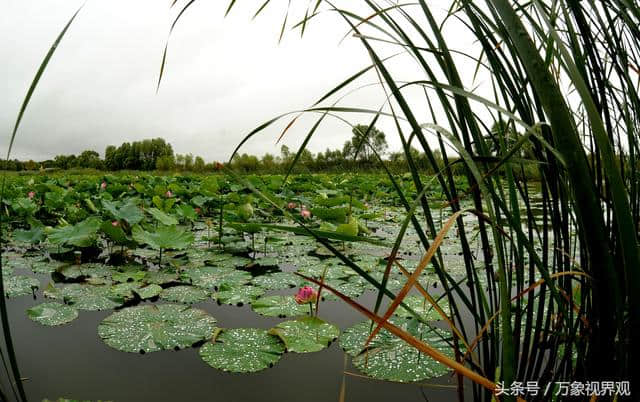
0 127 506 176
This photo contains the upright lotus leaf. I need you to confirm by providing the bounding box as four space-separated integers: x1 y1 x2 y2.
132 225 194 251
251 295 309 318
237 203 254 221
339 318 455 383
98 304 217 353
311 206 347 223
251 272 303 290
269 316 340 353
200 176 219 196
4 275 39 298
134 284 163 299
176 204 198 222
43 282 61 299
62 284 124 311
336 216 359 237
27 302 78 326
213 284 265 306
147 208 179 226
13 226 45 244
47 217 101 247
100 221 131 245
395 295 450 321
199 328 284 373
102 199 144 225
159 285 210 304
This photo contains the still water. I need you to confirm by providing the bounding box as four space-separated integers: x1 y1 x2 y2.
3 266 468 402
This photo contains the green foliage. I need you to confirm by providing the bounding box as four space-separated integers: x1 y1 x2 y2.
47 217 101 247
132 225 194 251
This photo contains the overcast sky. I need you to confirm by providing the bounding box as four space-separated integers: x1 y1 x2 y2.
2 1 477 162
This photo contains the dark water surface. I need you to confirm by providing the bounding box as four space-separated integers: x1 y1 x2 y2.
3 265 471 402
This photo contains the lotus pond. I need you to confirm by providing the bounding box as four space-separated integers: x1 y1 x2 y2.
0 172 544 401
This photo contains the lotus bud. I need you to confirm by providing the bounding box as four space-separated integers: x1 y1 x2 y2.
294 286 318 304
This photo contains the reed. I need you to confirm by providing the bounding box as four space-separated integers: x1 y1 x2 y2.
220 0 640 400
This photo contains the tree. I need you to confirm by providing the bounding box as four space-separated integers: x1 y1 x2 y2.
343 124 388 163
184 153 194 171
156 155 175 171
194 156 205 172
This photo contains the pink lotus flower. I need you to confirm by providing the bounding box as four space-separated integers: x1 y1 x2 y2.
287 202 297 209
111 221 119 227
294 286 317 304
27 191 35 199
165 190 173 198
300 208 311 219
101 181 107 190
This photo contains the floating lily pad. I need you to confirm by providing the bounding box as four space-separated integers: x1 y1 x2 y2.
144 270 179 285
251 295 310 318
213 284 265 306
395 295 449 321
318 280 365 301
110 282 143 300
57 263 112 280
339 318 454 383
4 275 39 298
216 256 252 269
134 284 163 299
159 285 210 304
27 302 78 326
62 284 124 311
252 256 279 267
183 266 251 289
251 272 303 290
98 304 217 353
31 259 65 274
112 269 147 283
269 316 340 353
199 328 284 373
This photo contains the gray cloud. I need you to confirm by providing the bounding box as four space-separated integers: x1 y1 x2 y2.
2 1 479 162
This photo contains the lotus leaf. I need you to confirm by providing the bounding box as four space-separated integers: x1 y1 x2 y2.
4 275 39 298
98 304 217 353
199 328 284 373
62 284 124 311
213 284 265 306
250 272 303 290
132 225 194 251
147 208 178 226
47 217 101 247
159 285 210 304
269 316 340 353
251 295 310 318
134 284 163 299
27 302 78 326
102 199 144 225
339 318 454 382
